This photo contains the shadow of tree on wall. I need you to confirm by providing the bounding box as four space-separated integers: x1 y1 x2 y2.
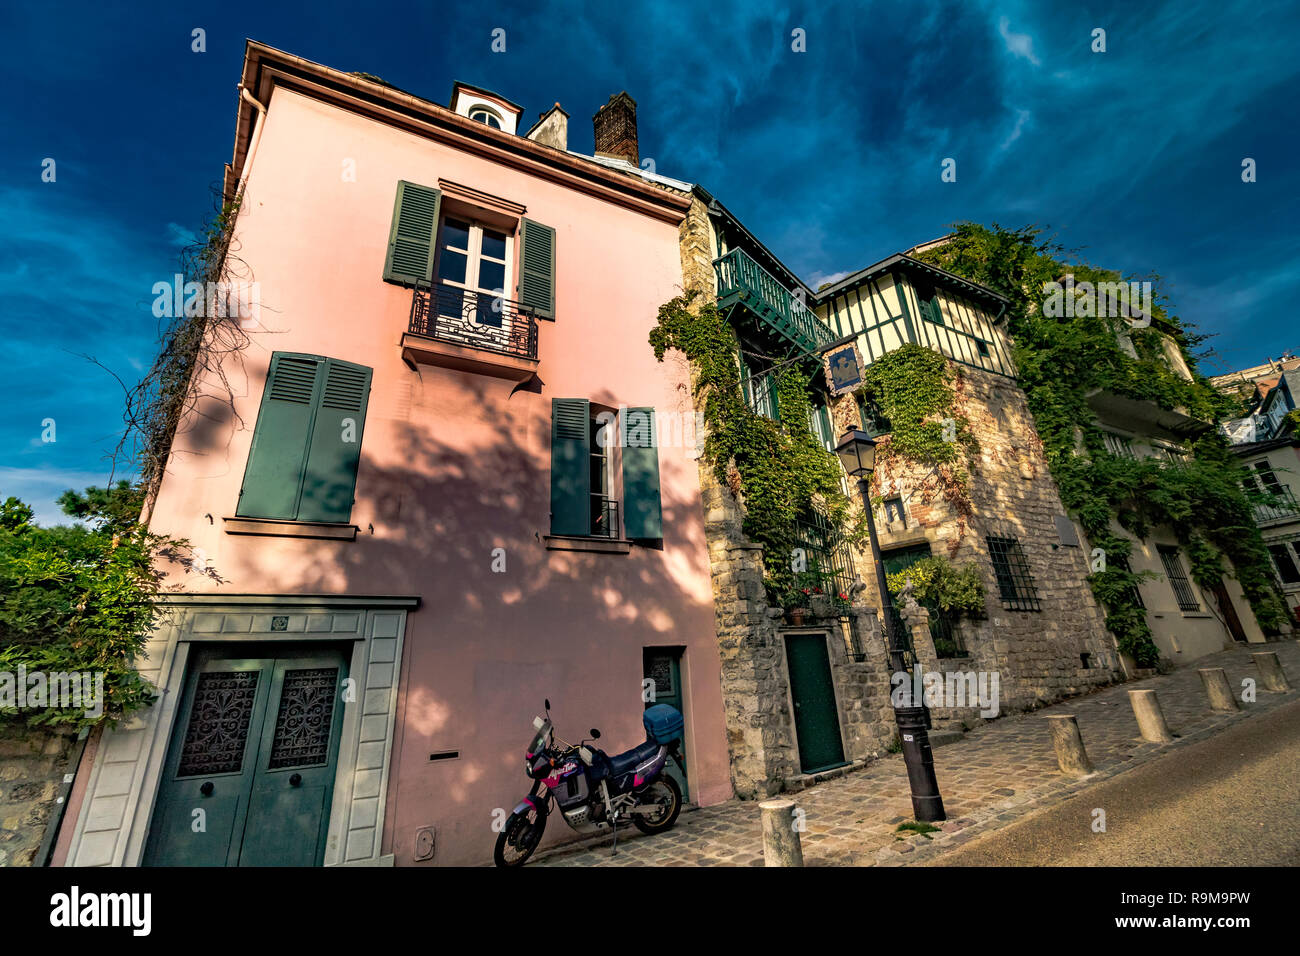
165 371 719 861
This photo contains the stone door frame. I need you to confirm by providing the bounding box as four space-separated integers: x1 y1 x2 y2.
60 594 418 867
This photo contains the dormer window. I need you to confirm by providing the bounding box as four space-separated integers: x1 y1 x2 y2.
469 106 502 129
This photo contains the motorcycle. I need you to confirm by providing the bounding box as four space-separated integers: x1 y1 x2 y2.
494 699 686 867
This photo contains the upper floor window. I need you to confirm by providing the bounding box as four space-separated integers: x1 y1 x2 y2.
468 106 502 128
550 400 663 541
740 360 779 420
883 497 907 525
1266 541 1300 586
1244 459 1284 495
1102 431 1135 459
383 181 556 320
237 353 372 524
437 217 510 297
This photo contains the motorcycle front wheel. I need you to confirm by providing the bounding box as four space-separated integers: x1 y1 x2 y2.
494 804 547 867
632 774 682 834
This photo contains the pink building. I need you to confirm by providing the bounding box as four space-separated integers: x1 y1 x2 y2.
56 41 731 867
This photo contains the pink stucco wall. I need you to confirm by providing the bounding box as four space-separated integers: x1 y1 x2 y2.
145 86 731 865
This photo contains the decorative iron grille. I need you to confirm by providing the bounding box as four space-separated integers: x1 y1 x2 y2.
409 280 539 360
793 509 857 599
986 535 1042 611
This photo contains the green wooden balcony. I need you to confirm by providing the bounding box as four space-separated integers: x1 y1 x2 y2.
714 248 834 354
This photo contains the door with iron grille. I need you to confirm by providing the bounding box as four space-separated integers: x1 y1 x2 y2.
144 644 348 866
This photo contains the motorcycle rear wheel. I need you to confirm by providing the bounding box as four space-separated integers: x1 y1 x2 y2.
632 775 682 834
494 805 547 867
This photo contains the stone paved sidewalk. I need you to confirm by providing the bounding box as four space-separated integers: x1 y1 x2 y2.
533 640 1300 866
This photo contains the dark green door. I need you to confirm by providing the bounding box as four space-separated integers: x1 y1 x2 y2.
643 648 688 801
784 634 845 774
144 644 348 866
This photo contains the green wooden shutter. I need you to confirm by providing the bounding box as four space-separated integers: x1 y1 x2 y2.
519 218 556 318
550 398 590 535
623 407 663 540
298 359 372 523
383 181 441 285
237 354 323 519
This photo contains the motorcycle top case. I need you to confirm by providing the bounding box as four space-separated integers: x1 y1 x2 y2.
643 704 684 744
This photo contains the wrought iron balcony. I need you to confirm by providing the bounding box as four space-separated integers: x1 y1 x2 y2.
714 248 834 354
402 281 540 381
1254 487 1300 526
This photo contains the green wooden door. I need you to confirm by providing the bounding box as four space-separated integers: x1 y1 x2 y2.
784 634 845 774
643 648 688 800
144 644 348 867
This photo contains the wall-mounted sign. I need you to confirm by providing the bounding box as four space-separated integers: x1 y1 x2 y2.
824 344 863 395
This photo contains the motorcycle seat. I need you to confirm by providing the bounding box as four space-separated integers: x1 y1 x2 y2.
604 740 661 780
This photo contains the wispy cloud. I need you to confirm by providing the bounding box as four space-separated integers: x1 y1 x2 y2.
998 16 1040 65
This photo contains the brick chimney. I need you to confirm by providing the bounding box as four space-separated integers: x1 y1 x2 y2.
593 91 638 166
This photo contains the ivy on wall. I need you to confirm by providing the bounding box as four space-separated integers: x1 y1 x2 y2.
649 292 858 599
853 343 979 547
915 223 1289 664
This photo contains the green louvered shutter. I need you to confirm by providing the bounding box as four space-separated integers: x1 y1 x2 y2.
623 407 662 540
550 398 590 535
383 181 441 285
298 359 373 523
519 218 556 318
237 354 323 519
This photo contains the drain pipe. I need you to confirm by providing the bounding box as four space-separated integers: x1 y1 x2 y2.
236 85 268 200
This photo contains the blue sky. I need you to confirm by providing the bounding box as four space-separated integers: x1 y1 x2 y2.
3 0 1298 524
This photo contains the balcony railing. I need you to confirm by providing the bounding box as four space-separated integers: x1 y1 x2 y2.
1254 487 1300 525
591 495 621 539
714 248 835 354
409 281 539 361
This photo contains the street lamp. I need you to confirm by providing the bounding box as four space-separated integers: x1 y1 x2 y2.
835 429 946 822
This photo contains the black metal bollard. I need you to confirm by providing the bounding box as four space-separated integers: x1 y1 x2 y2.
895 704 946 822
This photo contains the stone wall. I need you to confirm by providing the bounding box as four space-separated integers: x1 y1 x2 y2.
830 361 1122 723
681 195 897 796
0 722 83 867
701 471 896 797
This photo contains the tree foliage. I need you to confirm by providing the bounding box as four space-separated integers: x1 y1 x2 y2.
0 483 212 727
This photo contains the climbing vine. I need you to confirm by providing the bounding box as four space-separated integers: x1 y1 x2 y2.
915 223 1289 664
854 343 979 545
649 292 859 599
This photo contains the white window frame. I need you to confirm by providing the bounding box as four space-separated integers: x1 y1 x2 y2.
435 216 513 298
468 106 502 128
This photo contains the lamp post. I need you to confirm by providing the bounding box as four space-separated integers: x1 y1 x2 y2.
835 429 946 822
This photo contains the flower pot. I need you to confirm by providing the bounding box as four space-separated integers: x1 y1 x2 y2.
787 608 807 626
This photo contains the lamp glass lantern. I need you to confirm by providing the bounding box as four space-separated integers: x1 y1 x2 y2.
835 429 877 477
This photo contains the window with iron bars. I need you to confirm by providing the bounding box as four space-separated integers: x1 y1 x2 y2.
986 535 1041 611
1157 545 1199 611
1112 554 1145 608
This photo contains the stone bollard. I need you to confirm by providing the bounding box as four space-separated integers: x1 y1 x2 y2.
1045 714 1092 775
1198 668 1240 711
1128 689 1175 743
1252 652 1292 693
759 798 804 867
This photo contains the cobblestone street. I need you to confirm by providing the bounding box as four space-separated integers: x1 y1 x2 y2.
533 641 1300 867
